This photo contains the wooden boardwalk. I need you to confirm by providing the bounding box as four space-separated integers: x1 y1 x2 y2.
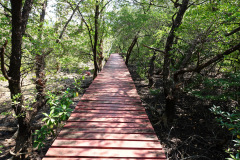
43 54 166 160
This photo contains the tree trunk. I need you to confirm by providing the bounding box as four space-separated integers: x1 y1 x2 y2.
97 39 104 71
36 0 47 99
163 0 189 123
148 52 156 87
125 36 138 66
93 1 99 79
35 54 46 98
9 1 22 102
10 1 28 159
14 118 32 160
9 1 34 159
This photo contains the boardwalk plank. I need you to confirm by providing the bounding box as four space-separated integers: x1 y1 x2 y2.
45 148 165 158
57 133 159 141
70 112 149 118
74 106 145 111
43 158 165 160
43 54 166 159
64 122 151 128
59 128 155 134
67 117 149 123
72 110 146 115
51 140 162 149
76 103 143 108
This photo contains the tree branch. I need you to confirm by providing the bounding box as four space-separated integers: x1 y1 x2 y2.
225 26 240 37
125 35 138 65
39 0 47 30
24 32 35 43
143 44 165 54
170 0 181 8
132 0 167 8
179 23 214 69
188 0 208 8
44 48 53 57
77 8 94 50
66 1 94 49
195 43 240 71
0 40 11 81
165 0 189 54
21 0 34 35
174 42 240 80
0 2 11 13
149 1 167 8
100 0 112 13
57 0 83 42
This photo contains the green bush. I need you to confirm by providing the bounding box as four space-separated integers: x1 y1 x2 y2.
33 88 74 150
210 105 240 160
185 73 240 101
0 145 3 154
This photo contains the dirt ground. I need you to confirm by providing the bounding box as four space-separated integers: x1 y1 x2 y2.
128 64 231 160
0 70 93 160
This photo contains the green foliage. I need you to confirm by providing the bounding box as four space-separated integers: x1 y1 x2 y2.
149 88 162 96
185 73 240 101
33 125 52 149
0 14 11 43
33 89 74 150
0 76 7 81
210 105 240 136
226 150 240 160
0 145 3 154
210 105 240 160
0 112 12 116
136 61 148 80
73 76 85 91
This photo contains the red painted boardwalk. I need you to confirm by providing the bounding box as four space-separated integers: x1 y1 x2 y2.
43 54 166 160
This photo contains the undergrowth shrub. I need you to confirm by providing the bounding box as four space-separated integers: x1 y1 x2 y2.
210 105 240 160
185 73 240 101
185 72 240 159
33 88 75 150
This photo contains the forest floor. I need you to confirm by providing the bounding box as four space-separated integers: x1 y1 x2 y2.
0 70 93 160
128 64 232 160
0 61 233 160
